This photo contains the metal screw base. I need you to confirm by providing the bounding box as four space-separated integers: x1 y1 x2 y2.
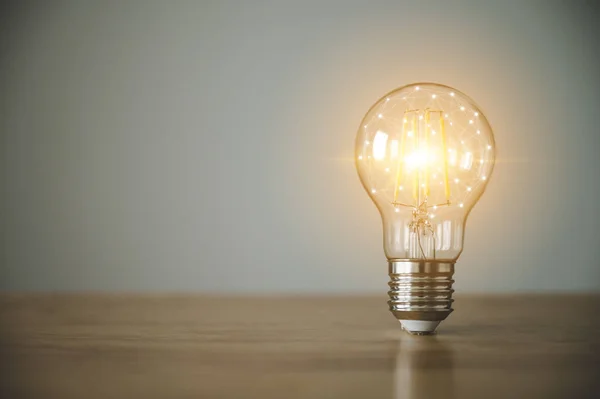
387 260 455 334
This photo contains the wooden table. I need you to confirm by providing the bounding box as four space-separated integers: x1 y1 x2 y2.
1 294 599 398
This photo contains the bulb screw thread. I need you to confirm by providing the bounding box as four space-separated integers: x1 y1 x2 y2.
387 260 455 335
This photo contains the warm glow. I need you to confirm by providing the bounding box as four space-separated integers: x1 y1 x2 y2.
404 148 430 170
356 83 495 261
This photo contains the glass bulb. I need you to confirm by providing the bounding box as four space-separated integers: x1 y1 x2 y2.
355 83 495 334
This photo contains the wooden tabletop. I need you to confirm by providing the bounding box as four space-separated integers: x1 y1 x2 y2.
1 294 599 399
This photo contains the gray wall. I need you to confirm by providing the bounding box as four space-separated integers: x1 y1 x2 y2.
1 0 599 293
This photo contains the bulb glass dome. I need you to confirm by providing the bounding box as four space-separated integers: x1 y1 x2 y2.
355 83 495 261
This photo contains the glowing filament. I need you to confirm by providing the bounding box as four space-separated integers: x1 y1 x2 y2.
392 109 451 206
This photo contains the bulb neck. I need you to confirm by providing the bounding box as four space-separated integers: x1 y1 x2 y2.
387 260 455 335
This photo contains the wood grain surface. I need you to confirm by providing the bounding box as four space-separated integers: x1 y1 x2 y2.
1 294 599 399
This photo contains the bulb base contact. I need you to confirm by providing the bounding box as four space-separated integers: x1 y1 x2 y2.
388 260 455 335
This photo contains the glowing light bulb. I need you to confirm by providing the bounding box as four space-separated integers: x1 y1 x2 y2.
355 83 495 334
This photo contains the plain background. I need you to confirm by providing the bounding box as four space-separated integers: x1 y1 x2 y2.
1 0 599 293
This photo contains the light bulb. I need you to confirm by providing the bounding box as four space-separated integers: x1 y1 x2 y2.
355 83 495 334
